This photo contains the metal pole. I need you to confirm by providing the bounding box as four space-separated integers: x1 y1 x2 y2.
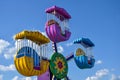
52 42 58 53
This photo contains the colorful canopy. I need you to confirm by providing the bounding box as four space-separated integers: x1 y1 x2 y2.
73 38 95 48
14 30 50 45
45 6 71 19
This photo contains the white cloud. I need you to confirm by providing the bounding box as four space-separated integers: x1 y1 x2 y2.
66 42 73 47
0 64 15 71
0 39 16 59
12 76 19 80
95 60 102 65
0 74 3 80
111 74 120 80
32 77 37 80
4 47 16 59
58 45 64 53
23 77 32 80
0 39 10 54
12 76 37 80
86 69 109 80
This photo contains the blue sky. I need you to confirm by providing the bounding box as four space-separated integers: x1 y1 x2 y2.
0 0 120 80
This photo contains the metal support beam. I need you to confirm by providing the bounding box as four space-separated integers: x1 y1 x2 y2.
66 53 74 61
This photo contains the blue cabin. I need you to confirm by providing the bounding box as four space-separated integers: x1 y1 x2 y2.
73 38 95 69
74 55 95 69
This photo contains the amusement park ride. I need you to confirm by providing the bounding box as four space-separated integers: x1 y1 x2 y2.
14 6 95 80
